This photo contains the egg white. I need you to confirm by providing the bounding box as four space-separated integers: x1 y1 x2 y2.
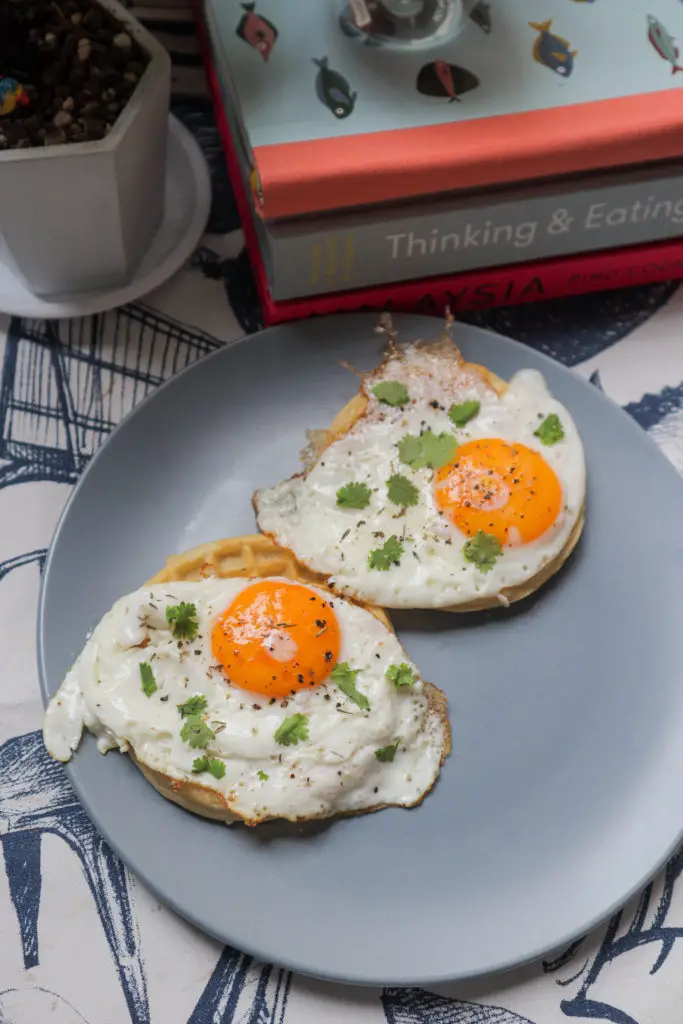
43 577 448 824
255 345 586 608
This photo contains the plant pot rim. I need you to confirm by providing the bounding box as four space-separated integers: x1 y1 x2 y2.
0 0 171 162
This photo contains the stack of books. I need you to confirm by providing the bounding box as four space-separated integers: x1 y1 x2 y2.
197 0 683 324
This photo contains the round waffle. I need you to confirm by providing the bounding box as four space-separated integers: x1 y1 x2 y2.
257 339 585 613
133 534 448 826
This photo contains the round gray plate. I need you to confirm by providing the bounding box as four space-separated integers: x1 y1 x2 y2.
38 314 683 986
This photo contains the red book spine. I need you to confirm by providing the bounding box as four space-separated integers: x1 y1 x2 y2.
197 7 683 328
259 241 683 325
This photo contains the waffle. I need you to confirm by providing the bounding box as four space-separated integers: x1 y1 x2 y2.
256 330 585 613
147 533 391 630
132 535 449 827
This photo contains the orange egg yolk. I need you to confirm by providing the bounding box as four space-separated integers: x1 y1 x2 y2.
434 438 562 546
211 580 341 699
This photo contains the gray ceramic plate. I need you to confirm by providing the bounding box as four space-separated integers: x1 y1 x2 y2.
38 314 683 987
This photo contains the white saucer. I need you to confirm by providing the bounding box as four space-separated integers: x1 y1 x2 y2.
0 115 211 319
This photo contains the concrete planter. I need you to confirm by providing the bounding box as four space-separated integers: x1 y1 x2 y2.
0 0 171 297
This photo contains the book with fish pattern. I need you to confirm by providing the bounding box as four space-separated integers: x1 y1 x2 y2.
204 0 683 219
197 11 683 328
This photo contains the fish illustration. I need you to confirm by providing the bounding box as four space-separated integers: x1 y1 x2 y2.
416 60 480 102
529 20 577 77
469 0 492 34
313 57 356 119
0 77 29 115
647 14 683 74
235 2 278 62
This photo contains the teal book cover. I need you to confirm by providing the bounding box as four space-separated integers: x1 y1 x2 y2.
205 0 683 218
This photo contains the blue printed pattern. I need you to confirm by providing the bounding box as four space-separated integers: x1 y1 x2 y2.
382 990 535 1022
4 89 683 1024
0 305 289 1023
543 847 683 1024
1 730 148 1021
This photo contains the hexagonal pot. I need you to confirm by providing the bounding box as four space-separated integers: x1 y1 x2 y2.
0 0 171 297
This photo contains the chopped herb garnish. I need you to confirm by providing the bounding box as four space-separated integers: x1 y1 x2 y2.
372 380 409 407
463 530 502 574
386 473 419 508
336 481 372 510
368 535 404 571
192 756 225 779
448 399 480 427
534 413 565 446
177 694 208 718
375 739 401 763
257 769 269 781
139 662 157 697
330 662 370 710
180 714 215 749
386 663 416 689
166 601 199 641
274 713 309 746
398 429 458 470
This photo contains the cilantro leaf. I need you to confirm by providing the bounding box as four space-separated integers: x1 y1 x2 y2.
192 755 226 779
274 713 309 746
139 662 157 697
396 433 423 467
208 759 226 779
257 769 269 781
375 738 401 763
330 662 370 710
180 714 215 749
177 694 208 718
368 535 404 571
463 530 502 574
398 429 458 470
386 663 416 689
336 481 372 510
534 413 565 446
449 399 480 427
386 473 419 508
372 380 409 407
166 601 199 641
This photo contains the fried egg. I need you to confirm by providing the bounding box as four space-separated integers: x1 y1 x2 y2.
254 339 585 609
43 577 450 825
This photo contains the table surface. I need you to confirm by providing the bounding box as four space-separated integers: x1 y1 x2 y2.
3 10 683 1024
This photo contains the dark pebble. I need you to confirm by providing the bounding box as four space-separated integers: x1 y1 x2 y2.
68 67 86 89
82 6 102 29
82 116 104 138
101 68 121 89
0 0 150 150
44 125 66 145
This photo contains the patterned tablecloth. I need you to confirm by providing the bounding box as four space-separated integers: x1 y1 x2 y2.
3 15 683 1024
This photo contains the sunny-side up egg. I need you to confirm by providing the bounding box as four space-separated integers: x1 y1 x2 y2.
43 577 450 825
255 342 586 608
